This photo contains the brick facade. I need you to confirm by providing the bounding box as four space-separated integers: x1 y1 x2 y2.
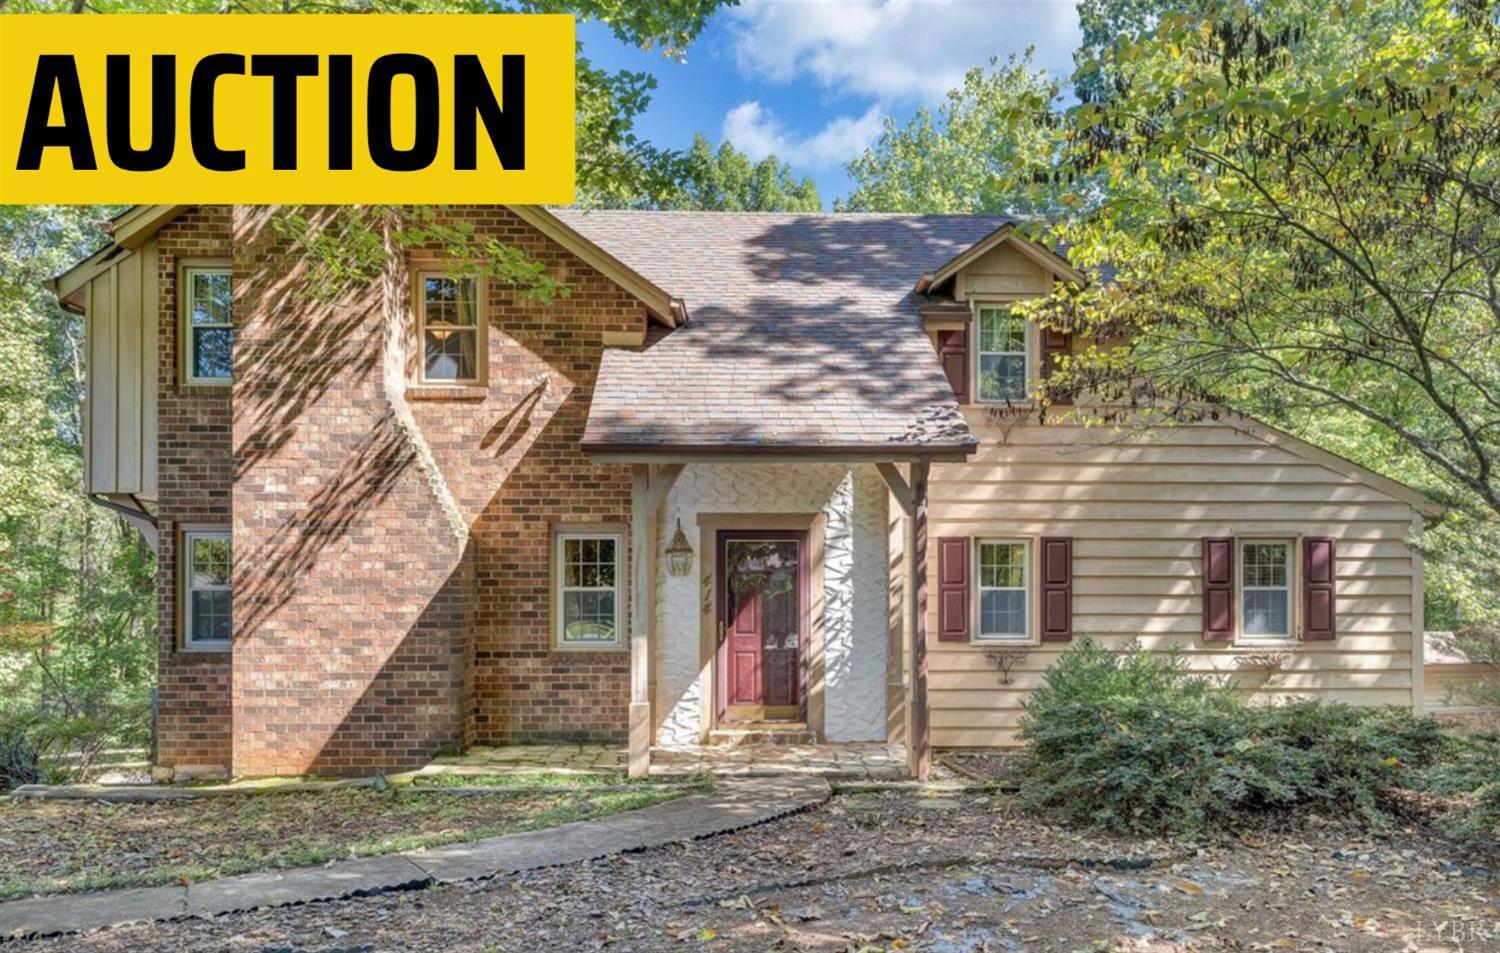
149 205 645 777
154 207 235 774
403 208 643 745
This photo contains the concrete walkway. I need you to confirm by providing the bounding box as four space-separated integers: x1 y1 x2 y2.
0 777 830 942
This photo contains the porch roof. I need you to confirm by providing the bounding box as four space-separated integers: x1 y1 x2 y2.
554 210 1006 460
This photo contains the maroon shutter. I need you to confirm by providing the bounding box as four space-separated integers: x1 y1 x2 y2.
937 537 970 642
1041 327 1073 406
937 328 969 404
1039 536 1073 642
1202 537 1235 642
1302 537 1337 640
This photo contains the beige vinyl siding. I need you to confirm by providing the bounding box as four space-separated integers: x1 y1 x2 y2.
955 243 1052 299
1425 664 1498 715
924 418 1422 748
81 241 159 498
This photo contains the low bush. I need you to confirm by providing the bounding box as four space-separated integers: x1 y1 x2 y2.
1416 732 1500 845
0 719 42 792
1016 638 1448 835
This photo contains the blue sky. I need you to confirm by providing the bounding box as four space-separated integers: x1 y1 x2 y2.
578 1 1083 206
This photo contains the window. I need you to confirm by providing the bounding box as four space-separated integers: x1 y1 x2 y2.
417 274 482 383
976 307 1029 402
183 530 232 649
183 267 233 383
1241 541 1292 638
556 533 623 648
977 540 1029 640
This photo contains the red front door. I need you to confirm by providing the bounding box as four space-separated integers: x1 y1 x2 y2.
717 532 807 723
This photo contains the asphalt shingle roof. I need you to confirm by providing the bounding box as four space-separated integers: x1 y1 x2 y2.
553 210 1012 456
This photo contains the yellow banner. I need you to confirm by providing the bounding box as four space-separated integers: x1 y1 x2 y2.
0 14 575 204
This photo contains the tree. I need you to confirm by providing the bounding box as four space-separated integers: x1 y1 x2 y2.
656 135 822 212
1073 0 1222 103
1019 0 1500 692
0 204 156 781
1027 0 1497 498
840 53 1067 216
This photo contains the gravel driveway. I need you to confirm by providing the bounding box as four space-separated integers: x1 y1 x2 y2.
13 789 1499 952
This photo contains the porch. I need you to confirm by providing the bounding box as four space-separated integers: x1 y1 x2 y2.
617 457 950 780
420 743 910 780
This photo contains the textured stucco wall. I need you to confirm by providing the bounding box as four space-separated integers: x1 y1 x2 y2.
654 463 888 744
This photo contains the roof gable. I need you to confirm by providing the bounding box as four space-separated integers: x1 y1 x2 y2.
53 204 685 327
922 223 1084 294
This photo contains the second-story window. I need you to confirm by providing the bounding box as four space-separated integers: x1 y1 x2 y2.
976 306 1028 402
418 274 482 384
184 268 233 383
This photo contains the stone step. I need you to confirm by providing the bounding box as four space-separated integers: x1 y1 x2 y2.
705 725 815 747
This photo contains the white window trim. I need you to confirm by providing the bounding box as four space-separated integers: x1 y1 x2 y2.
180 264 233 386
414 270 487 386
553 530 625 651
181 528 232 652
974 537 1033 642
972 302 1039 405
1237 537 1297 642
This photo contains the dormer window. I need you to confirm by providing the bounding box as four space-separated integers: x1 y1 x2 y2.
976 307 1029 402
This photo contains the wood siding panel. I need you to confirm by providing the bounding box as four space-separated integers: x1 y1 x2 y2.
115 253 142 492
141 240 160 493
960 244 1052 297
81 245 158 498
925 419 1423 748
86 270 115 495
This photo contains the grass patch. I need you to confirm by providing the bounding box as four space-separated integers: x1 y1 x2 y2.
0 782 700 900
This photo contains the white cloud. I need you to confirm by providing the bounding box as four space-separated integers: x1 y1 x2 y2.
722 100 886 168
727 0 1081 105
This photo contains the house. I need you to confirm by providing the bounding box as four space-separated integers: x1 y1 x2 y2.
52 205 1441 781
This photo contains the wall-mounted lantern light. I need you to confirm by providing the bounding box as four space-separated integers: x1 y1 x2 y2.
665 518 694 577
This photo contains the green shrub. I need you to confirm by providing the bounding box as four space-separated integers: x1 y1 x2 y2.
1016 638 1447 835
1251 699 1449 817
0 719 42 792
1416 732 1500 844
1469 783 1500 845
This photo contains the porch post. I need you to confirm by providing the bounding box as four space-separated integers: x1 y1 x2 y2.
629 467 651 778
628 463 683 779
907 459 931 780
